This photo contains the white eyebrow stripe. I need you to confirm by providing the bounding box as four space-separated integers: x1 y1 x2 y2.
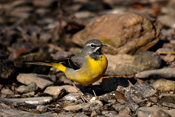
86 43 93 46
86 43 100 47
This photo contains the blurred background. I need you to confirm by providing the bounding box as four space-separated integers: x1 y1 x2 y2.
0 0 174 60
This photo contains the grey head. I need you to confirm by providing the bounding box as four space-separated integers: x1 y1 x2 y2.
69 39 106 68
82 39 107 57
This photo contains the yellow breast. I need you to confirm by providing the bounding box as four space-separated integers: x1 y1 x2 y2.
66 54 108 86
87 55 108 78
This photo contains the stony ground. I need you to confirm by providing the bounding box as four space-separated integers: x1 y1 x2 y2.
0 0 175 116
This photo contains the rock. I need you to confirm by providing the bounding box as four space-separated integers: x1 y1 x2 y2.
134 82 157 98
133 51 162 70
153 79 175 92
91 111 98 117
44 85 77 97
149 97 158 103
106 54 133 75
136 107 174 117
112 103 127 112
158 15 175 28
156 47 173 54
116 86 126 93
62 94 77 101
125 82 157 103
102 111 117 116
98 91 116 101
125 102 139 112
156 47 175 63
1 88 14 95
159 95 175 106
74 113 88 117
115 91 127 103
48 74 57 82
36 105 48 113
113 102 138 114
0 96 53 106
126 89 143 103
106 51 162 76
64 103 88 111
23 91 35 97
162 102 175 108
116 115 131 117
146 102 152 107
72 12 162 55
64 100 103 112
0 102 27 117
16 82 38 93
57 113 74 117
60 85 77 93
135 67 175 79
0 102 55 117
103 102 113 110
108 99 117 105
17 73 53 89
118 106 131 115
74 11 96 19
166 109 175 116
151 110 170 117
84 100 103 112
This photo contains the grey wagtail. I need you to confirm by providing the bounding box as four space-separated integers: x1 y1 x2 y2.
27 39 108 102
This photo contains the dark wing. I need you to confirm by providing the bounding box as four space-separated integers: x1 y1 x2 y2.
61 55 83 70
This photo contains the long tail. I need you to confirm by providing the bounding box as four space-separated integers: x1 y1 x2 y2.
26 62 66 73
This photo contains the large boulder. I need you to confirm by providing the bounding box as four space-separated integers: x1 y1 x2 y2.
72 12 162 55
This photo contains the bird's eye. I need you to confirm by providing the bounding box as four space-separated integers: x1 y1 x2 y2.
91 44 99 48
91 44 96 47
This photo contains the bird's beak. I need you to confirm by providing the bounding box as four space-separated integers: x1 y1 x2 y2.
102 44 107 47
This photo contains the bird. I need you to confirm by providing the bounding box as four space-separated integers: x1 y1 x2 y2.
27 39 108 102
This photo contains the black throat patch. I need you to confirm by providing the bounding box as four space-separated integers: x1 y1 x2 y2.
90 53 102 60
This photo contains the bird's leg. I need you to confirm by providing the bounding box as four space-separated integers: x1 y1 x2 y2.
90 84 98 100
71 81 89 102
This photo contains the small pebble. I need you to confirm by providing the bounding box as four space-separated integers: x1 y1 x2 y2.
36 105 48 112
16 82 37 93
149 97 158 103
146 102 152 107
1 88 14 95
91 111 97 117
63 94 77 101
90 97 96 101
119 106 131 115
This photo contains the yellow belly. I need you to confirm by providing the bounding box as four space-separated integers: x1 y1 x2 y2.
65 55 108 86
